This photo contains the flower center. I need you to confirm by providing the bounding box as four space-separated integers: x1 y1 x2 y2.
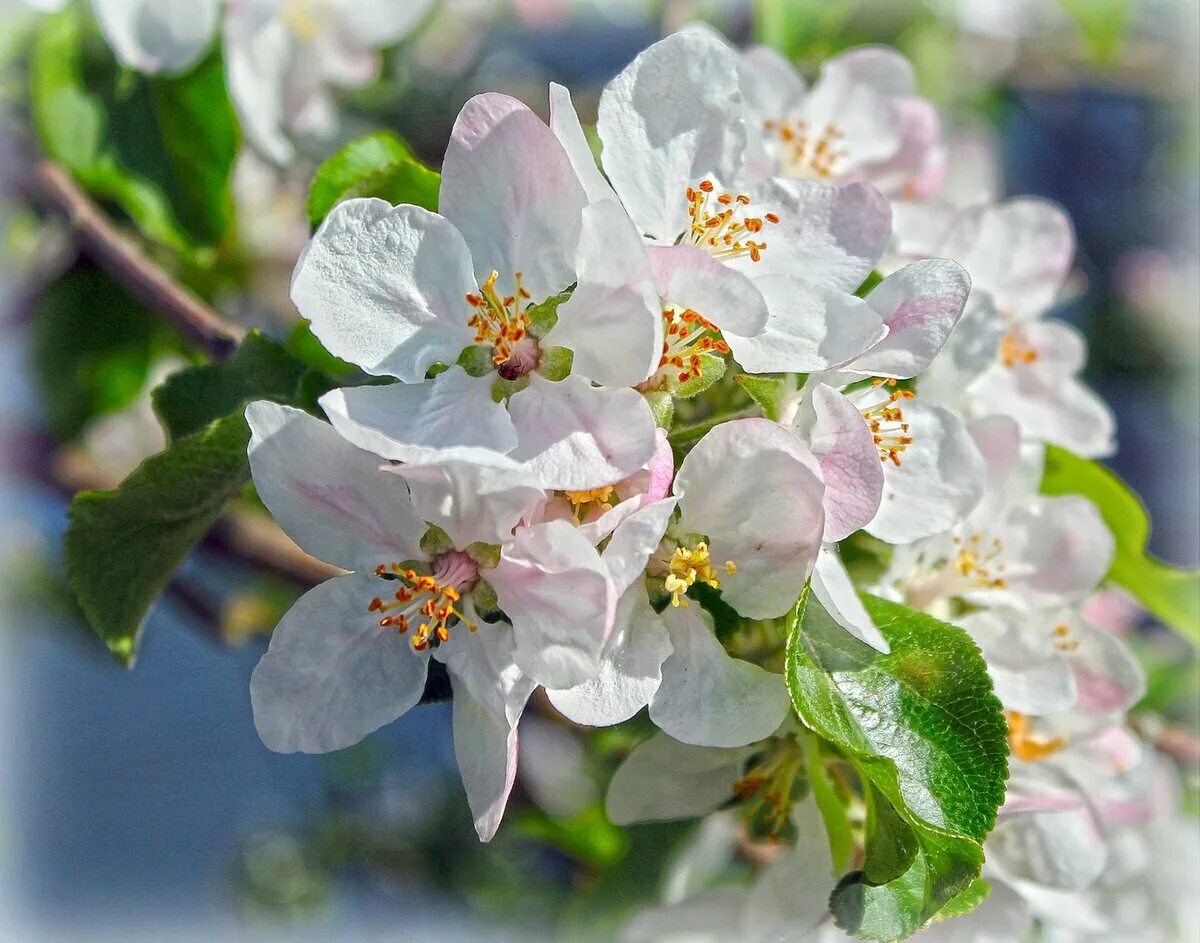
663 541 736 607
368 551 479 651
684 180 779 263
952 532 1008 589
466 270 534 371
280 0 331 42
1006 711 1068 763
861 382 915 466
653 303 730 387
763 119 848 180
999 326 1039 368
563 486 615 522
1051 622 1079 652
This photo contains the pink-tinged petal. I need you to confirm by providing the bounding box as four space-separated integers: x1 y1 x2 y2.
491 519 612 689
291 199 477 382
1004 496 1115 606
989 790 1106 890
866 96 942 195
319 368 518 464
797 383 883 540
508 374 658 491
801 46 915 171
546 586 672 727
603 498 678 597
1067 619 1145 714
968 414 1023 494
645 429 676 502
547 200 662 387
448 673 523 842
649 244 769 338
436 612 534 727
388 460 545 549
606 733 755 825
958 610 1076 716
865 400 985 544
847 259 972 378
548 82 617 205
728 277 886 374
246 401 425 571
440 93 587 302
728 179 891 293
597 28 746 244
651 605 790 748
250 573 430 753
960 198 1075 319
675 419 825 619
96 0 220 75
812 546 889 653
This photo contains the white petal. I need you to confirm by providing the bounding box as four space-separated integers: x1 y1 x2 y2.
797 383 883 540
847 259 972 378
910 880 1033 943
320 368 518 463
291 199 477 382
491 519 612 689
224 11 294 164
547 200 662 387
1003 496 1114 606
448 671 523 842
650 605 790 748
606 733 753 825
675 419 825 619
603 498 679 596
598 28 746 243
387 460 545 549
1067 619 1145 715
650 244 769 338
95 0 219 75
728 179 891 292
245 401 425 570
743 799 837 939
959 610 1076 716
546 586 672 727
990 791 1106 890
548 82 617 205
625 888 747 943
738 46 807 127
812 545 889 653
728 277 885 374
333 0 435 46
865 401 985 544
508 374 659 491
440 93 586 302
250 573 429 753
959 198 1074 319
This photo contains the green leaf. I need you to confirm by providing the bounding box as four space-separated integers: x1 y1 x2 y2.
787 594 1008 939
31 8 193 254
287 321 358 379
307 132 439 226
1060 0 1131 63
671 353 726 398
149 49 239 244
65 414 254 665
862 780 919 885
152 331 309 440
931 878 991 922
1040 445 1200 645
734 373 786 421
803 735 855 873
32 266 178 440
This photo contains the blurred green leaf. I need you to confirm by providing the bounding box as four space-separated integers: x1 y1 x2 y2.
31 266 178 440
66 413 253 665
31 7 193 253
307 132 440 227
787 594 1007 940
152 330 309 440
514 805 628 870
1060 0 1131 64
753 0 855 60
149 49 239 244
1041 446 1200 645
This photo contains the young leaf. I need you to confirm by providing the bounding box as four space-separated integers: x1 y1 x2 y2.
152 331 309 440
65 414 254 666
307 132 439 226
671 353 726 399
734 374 787 421
1040 445 1200 645
786 593 1008 940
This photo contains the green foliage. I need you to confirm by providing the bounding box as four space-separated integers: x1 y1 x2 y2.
67 333 312 664
734 374 787 422
66 414 253 666
753 0 854 60
932 878 991 922
31 8 200 254
513 806 628 870
152 331 309 440
804 736 855 873
670 353 726 399
148 49 239 244
307 132 440 227
1040 446 1200 645
1060 0 1132 64
786 594 1008 940
31 266 179 439
855 270 885 299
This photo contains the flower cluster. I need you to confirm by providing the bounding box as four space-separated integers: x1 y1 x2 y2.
239 25 1175 942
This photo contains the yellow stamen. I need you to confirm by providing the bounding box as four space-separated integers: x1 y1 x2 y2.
465 270 533 367
563 486 616 521
1006 711 1068 762
683 181 780 263
664 542 735 607
651 303 730 387
862 382 916 466
1000 326 1039 368
368 564 476 652
951 532 1008 589
763 119 848 180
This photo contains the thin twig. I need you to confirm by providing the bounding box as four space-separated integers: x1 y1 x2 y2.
22 160 244 359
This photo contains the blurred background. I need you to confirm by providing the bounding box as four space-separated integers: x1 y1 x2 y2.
0 0 1196 940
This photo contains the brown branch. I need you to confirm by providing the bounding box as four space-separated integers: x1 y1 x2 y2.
23 160 244 359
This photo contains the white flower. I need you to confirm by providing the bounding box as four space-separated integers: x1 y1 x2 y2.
899 198 1116 457
243 401 616 839
593 27 893 380
294 93 664 490
548 419 823 748
738 43 942 199
92 0 221 75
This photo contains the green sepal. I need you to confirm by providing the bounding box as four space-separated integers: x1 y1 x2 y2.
538 346 574 381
